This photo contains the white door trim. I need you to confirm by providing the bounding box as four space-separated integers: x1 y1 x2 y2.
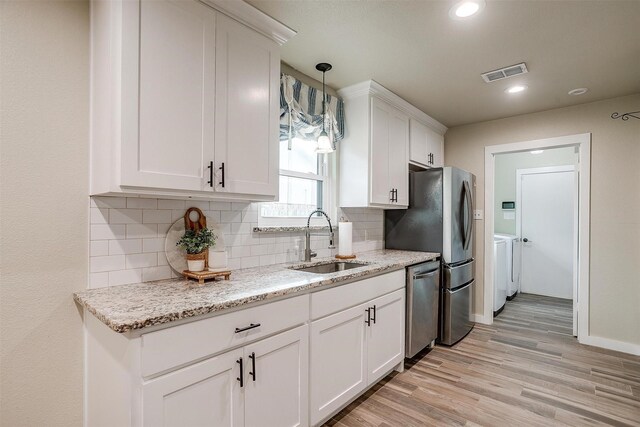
483 133 591 346
515 165 577 335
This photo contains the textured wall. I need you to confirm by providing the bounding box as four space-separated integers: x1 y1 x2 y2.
0 1 89 425
445 93 640 346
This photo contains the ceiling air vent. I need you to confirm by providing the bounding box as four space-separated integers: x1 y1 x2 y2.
481 63 528 83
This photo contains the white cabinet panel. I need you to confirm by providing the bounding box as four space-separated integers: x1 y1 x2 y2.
366 289 405 383
143 348 244 427
244 325 309 427
310 304 367 425
409 118 444 168
388 110 409 206
370 98 392 205
214 13 279 197
122 0 215 191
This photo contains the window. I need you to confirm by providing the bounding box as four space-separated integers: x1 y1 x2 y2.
259 137 333 226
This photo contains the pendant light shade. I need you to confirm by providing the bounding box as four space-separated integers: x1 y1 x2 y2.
315 62 334 154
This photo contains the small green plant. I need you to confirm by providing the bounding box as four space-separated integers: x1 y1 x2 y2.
176 228 217 254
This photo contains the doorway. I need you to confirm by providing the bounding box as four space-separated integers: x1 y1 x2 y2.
483 133 591 343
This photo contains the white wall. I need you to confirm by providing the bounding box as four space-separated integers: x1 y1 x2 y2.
494 147 577 234
445 93 640 347
0 1 89 425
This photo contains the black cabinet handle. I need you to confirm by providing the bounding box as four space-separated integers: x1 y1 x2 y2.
390 189 394 202
249 352 256 382
365 307 371 326
237 357 244 387
219 162 225 188
235 323 261 333
207 161 214 187
371 305 376 324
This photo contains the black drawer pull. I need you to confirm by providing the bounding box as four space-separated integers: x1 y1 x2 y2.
249 352 256 382
235 323 261 333
237 357 243 387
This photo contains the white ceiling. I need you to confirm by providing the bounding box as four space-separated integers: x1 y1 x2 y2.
246 0 640 127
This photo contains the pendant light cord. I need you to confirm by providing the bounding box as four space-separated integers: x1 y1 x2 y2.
322 70 326 133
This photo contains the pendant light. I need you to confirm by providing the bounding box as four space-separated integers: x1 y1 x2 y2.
315 62 333 153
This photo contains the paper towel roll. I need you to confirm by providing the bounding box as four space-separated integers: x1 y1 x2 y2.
338 222 353 256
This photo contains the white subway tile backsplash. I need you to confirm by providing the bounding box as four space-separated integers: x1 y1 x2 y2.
126 224 157 239
126 198 158 209
109 269 142 286
89 196 383 287
91 224 125 240
90 241 109 257
91 255 125 273
126 253 157 269
109 208 143 224
157 199 186 210
142 266 172 282
143 209 172 224
109 239 142 255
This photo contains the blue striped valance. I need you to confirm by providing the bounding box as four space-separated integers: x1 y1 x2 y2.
280 74 345 149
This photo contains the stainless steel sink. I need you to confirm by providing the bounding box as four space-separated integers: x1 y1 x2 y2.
291 261 369 274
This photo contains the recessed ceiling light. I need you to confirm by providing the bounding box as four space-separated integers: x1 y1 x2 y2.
505 85 527 94
568 88 588 96
530 150 544 155
449 0 485 19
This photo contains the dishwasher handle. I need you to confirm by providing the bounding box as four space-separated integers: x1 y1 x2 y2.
413 270 439 280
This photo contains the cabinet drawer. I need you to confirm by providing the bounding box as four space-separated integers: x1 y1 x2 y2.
311 270 405 320
141 294 309 377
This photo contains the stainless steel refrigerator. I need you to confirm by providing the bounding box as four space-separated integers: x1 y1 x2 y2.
385 167 475 345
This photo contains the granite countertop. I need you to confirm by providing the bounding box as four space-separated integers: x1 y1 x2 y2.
74 249 439 334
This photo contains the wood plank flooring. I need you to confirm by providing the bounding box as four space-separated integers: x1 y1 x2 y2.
325 293 640 426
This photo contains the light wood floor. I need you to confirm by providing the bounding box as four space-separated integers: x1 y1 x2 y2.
325 293 640 426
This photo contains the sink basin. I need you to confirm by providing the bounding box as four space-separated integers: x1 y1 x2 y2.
291 261 369 274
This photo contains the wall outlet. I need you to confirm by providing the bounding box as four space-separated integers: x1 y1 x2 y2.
473 209 484 220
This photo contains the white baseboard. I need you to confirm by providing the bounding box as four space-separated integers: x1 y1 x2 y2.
472 314 490 325
580 335 640 356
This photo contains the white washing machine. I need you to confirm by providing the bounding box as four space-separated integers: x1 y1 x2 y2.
493 238 507 316
495 233 521 300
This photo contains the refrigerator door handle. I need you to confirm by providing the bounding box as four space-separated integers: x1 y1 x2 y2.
463 180 473 250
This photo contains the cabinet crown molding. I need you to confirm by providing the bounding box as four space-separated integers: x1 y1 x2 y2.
202 0 296 45
338 80 447 135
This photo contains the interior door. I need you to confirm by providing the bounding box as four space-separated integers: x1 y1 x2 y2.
519 168 576 300
244 325 309 427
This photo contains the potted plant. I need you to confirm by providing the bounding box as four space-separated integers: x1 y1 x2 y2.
176 228 217 272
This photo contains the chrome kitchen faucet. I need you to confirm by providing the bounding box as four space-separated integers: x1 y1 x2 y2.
304 209 335 262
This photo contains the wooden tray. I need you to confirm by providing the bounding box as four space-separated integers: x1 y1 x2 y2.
335 254 357 260
182 269 231 284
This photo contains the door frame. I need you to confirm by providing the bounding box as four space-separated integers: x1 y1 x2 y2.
516 165 578 335
483 133 590 344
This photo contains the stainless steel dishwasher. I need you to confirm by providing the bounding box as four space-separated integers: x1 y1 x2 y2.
405 259 440 358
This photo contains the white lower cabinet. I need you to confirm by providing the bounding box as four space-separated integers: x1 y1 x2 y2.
310 288 405 426
143 325 308 427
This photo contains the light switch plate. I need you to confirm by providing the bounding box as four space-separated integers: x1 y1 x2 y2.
473 210 483 220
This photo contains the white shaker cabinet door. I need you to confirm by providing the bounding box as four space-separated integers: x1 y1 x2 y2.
214 13 280 197
387 107 409 206
143 348 243 427
244 325 309 427
310 304 368 426
121 0 215 191
369 97 392 205
366 289 405 384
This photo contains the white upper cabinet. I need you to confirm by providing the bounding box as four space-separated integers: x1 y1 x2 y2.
409 118 444 169
338 80 446 209
214 13 280 197
90 0 294 200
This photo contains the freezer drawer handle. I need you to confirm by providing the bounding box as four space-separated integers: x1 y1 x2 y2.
446 281 474 295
